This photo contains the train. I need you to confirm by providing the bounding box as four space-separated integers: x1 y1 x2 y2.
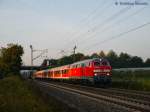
20 70 36 79
33 58 112 86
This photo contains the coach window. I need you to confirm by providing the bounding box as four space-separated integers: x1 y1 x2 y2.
80 64 82 67
76 65 78 68
63 70 66 74
77 64 80 68
75 65 77 68
88 62 90 67
66 69 68 74
64 70 66 74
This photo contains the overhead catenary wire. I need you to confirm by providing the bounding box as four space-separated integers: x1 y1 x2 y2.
63 4 133 50
61 0 149 56
77 6 147 46
81 22 150 52
61 1 112 49
61 0 109 42
63 0 149 52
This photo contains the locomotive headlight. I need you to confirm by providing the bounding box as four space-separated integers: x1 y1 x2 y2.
106 73 110 76
94 73 97 76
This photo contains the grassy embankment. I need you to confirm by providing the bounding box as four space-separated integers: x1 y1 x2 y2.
0 75 77 112
112 70 150 91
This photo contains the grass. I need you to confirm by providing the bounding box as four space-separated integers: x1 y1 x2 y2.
112 70 150 91
0 75 77 112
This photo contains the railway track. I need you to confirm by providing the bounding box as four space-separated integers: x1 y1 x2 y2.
42 80 150 103
110 88 150 96
35 80 150 112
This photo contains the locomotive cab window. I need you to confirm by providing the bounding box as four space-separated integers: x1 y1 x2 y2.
101 61 107 66
100 60 110 66
94 61 100 66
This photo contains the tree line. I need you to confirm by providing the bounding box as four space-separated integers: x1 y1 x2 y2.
42 50 150 68
0 44 24 78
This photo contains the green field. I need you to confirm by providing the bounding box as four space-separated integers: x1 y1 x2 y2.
0 75 77 112
112 70 150 91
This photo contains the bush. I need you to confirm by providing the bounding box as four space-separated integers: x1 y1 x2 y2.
112 70 150 91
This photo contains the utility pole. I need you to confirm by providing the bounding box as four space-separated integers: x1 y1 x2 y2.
30 45 33 66
73 45 77 62
30 45 48 66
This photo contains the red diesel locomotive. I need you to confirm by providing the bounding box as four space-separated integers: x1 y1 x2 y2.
33 58 112 85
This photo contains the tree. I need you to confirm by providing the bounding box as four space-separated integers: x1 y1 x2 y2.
144 58 150 67
0 44 24 76
130 56 143 67
84 55 90 59
106 50 118 68
0 58 9 78
91 53 99 58
58 56 73 66
73 53 85 62
48 59 58 67
118 52 131 68
99 50 106 58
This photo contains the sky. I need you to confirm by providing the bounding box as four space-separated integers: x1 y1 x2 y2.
0 0 150 65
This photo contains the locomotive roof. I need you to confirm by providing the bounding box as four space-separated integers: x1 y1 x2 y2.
71 59 93 65
71 58 105 65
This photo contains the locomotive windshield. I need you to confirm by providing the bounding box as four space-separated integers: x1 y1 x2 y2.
94 59 110 66
94 61 100 66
